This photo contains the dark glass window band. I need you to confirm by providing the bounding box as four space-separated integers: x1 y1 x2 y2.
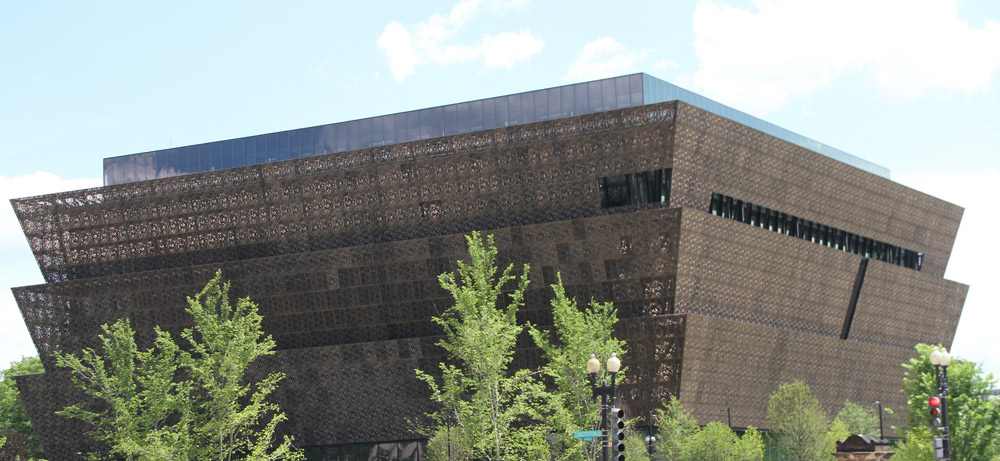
709 192 923 271
599 168 672 208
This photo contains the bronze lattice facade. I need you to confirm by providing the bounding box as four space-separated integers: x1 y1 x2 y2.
11 77 966 459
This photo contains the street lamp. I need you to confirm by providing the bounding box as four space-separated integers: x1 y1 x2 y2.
445 414 452 461
874 400 884 440
588 352 622 461
929 346 952 460
722 407 732 428
645 412 656 456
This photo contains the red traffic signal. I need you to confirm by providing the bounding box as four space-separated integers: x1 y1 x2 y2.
929 395 941 417
929 395 943 427
612 407 626 430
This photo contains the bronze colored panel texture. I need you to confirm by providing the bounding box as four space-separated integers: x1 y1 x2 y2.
680 314 913 435
674 209 966 350
15 208 681 371
11 105 677 284
669 102 963 278
675 209 860 337
849 261 967 349
8 101 966 457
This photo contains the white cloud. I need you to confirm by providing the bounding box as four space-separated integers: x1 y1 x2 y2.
377 22 419 81
480 31 544 69
489 0 528 10
1 172 100 369
377 0 543 81
564 37 650 82
893 168 1000 378
655 59 680 71
683 0 1000 114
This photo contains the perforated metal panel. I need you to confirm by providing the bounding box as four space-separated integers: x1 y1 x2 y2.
669 102 962 278
679 314 915 433
11 105 677 284
10 100 965 458
674 210 966 348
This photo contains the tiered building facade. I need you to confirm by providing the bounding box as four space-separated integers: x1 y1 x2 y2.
11 74 966 459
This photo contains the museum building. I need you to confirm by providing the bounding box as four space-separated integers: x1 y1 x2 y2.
11 73 966 459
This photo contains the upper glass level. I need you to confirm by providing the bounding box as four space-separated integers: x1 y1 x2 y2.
641 75 887 178
102 73 889 185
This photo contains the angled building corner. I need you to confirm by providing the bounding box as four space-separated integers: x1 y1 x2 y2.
9 73 966 458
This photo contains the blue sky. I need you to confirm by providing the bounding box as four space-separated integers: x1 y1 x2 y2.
2 0 998 380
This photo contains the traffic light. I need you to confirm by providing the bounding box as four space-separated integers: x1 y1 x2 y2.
611 407 626 461
929 395 943 427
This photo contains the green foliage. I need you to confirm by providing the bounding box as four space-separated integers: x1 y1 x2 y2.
53 271 302 461
1 428 44 461
624 431 653 461
415 232 551 460
890 426 934 461
823 418 848 458
424 424 472 461
683 422 739 460
0 356 44 459
824 400 881 456
737 427 766 460
528 273 626 461
654 396 700 461
833 401 879 436
678 422 764 461
766 380 829 461
899 343 1000 460
654 397 763 461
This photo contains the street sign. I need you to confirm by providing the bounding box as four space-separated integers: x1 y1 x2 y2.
574 430 602 441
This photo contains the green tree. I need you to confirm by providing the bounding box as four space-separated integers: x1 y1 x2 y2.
899 343 1000 460
679 422 763 461
54 271 303 461
0 356 44 459
767 380 829 461
654 396 700 461
424 423 472 461
654 396 763 461
624 431 652 461
528 273 626 461
832 401 879 436
0 429 40 461
415 232 551 460
737 428 766 461
824 400 881 456
890 425 934 461
823 418 849 459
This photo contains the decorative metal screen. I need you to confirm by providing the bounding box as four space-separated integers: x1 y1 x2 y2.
10 100 966 459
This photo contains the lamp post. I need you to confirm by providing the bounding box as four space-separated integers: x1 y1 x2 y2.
929 346 952 460
445 414 452 461
874 400 884 440
722 407 732 428
646 412 656 456
588 352 621 461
